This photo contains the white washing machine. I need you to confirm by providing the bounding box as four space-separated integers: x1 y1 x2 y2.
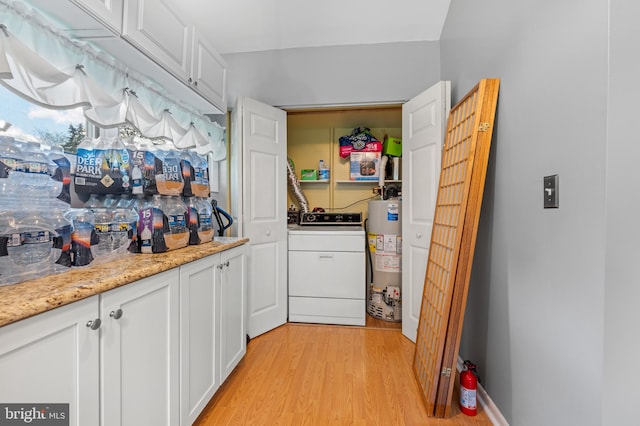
288 225 366 326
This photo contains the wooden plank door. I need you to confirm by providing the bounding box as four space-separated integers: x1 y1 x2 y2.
412 79 500 417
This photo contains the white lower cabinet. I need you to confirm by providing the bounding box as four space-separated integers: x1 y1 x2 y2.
179 244 247 426
0 269 179 426
0 295 100 426
0 245 247 426
100 268 180 426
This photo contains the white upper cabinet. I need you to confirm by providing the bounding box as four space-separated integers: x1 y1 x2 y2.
24 0 227 112
72 0 123 33
122 0 192 83
191 28 227 113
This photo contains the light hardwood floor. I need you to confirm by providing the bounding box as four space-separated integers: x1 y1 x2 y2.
195 321 492 425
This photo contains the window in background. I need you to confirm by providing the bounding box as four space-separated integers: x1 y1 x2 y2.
0 84 87 153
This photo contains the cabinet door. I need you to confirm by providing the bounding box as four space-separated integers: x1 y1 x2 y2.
101 269 180 426
122 0 192 82
191 29 227 112
73 0 123 33
0 296 100 426
219 245 247 382
179 255 220 426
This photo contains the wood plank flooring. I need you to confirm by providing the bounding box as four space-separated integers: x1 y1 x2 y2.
195 322 492 425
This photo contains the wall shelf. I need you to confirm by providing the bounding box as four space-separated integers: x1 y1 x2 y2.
335 179 402 184
300 180 330 183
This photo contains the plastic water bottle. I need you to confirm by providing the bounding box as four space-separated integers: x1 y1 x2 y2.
185 197 200 245
318 159 330 181
113 208 134 254
131 161 144 195
92 205 116 260
162 195 189 250
83 193 104 211
191 152 210 198
139 195 167 254
179 149 194 197
47 145 71 204
0 211 20 286
84 194 115 260
116 194 140 253
20 142 57 199
156 145 184 196
0 137 22 198
10 212 58 280
65 208 96 267
46 207 73 273
195 197 214 243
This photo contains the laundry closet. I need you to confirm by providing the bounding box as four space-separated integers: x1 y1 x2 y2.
285 106 401 327
232 82 449 341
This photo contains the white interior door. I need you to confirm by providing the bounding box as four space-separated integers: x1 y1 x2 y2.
234 97 288 338
402 81 450 342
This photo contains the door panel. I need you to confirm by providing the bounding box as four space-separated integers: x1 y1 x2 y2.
250 152 278 224
249 242 278 313
402 81 450 342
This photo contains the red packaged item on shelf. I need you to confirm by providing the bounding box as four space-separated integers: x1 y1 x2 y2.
338 127 382 158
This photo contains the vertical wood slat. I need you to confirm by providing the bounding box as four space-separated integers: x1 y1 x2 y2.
412 79 500 417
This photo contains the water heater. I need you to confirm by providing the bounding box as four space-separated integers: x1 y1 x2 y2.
367 198 402 322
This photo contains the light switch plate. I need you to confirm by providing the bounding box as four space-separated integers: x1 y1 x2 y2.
544 174 559 208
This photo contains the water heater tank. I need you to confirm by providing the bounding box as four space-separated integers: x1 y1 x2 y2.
367 198 402 322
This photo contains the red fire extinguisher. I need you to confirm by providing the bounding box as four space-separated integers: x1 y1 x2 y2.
459 360 478 416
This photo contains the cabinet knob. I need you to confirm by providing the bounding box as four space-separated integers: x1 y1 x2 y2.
188 77 193 83
217 264 224 270
193 81 198 87
86 318 102 330
110 309 123 320
266 230 271 236
224 261 230 267
416 233 422 239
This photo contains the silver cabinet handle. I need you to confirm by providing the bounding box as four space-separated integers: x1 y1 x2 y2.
110 309 123 320
86 318 101 330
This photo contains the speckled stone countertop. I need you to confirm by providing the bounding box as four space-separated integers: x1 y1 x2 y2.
0 237 249 328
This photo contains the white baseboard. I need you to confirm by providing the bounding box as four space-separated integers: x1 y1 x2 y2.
456 357 509 426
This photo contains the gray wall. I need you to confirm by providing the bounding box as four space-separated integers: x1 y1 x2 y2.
440 0 608 424
603 1 640 424
221 4 639 422
223 41 441 108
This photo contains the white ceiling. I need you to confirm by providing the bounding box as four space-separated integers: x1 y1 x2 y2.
176 0 452 54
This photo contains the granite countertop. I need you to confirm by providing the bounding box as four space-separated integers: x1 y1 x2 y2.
0 237 249 328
